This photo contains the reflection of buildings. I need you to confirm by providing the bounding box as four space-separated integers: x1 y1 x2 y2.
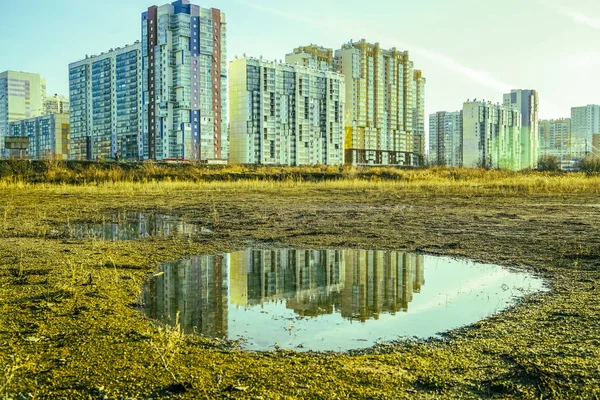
229 249 425 322
143 255 228 337
229 249 345 317
141 249 426 341
73 213 198 240
341 251 424 322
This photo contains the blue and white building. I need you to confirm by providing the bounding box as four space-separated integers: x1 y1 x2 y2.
142 0 228 162
68 42 143 161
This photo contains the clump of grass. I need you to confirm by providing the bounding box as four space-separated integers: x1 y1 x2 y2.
0 356 31 397
150 312 185 383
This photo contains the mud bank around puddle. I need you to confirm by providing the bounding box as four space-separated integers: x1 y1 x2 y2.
1 178 599 399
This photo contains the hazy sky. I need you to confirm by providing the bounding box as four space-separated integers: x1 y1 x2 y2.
1 0 599 120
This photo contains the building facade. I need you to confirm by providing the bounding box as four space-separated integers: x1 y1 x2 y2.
69 42 143 161
142 0 227 162
287 40 426 166
503 89 539 169
539 118 571 160
412 70 426 157
229 57 345 165
44 94 70 115
429 111 463 167
335 40 423 166
286 45 335 72
462 101 522 170
571 105 600 159
0 71 47 157
8 113 69 159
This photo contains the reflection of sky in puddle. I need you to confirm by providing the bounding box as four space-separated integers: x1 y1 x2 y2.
141 249 546 352
70 213 209 240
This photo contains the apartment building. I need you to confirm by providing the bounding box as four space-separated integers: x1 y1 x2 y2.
336 40 423 166
0 71 47 157
44 94 70 115
8 113 69 159
412 70 426 157
503 89 539 169
287 40 426 166
142 0 227 162
539 118 571 160
229 57 345 165
571 105 600 159
429 110 463 167
462 100 522 170
69 42 143 161
285 45 335 72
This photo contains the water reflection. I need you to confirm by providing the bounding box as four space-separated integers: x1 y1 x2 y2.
141 248 545 352
229 250 424 321
143 255 228 337
70 213 205 240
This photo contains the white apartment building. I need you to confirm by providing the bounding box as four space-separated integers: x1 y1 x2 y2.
69 42 143 161
503 89 539 169
571 105 600 159
229 57 345 165
463 100 522 170
429 111 463 167
0 71 47 157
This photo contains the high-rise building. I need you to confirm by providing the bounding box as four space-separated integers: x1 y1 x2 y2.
44 94 70 115
412 70 426 157
570 105 600 159
287 40 425 166
69 42 143 161
0 71 47 157
229 57 345 165
286 45 335 72
462 100 522 170
429 111 463 167
8 114 70 160
539 118 571 160
142 0 227 162
503 89 539 169
335 40 423 166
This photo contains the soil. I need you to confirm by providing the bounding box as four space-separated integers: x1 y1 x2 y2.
1 182 599 399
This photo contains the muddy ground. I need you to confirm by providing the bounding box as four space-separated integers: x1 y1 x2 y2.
1 182 599 399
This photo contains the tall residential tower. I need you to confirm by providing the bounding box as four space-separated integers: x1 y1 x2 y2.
503 89 539 169
539 118 571 160
462 100 522 170
229 57 345 165
0 71 47 157
287 40 426 166
69 43 143 161
142 0 227 162
570 105 600 159
429 110 463 167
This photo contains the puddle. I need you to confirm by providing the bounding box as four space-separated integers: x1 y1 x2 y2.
70 213 210 241
140 248 546 352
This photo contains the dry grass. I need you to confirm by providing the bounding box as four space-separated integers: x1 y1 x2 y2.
1 167 600 398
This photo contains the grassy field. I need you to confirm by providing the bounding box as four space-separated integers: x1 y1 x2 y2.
1 165 599 399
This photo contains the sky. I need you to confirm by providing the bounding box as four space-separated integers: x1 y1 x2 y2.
1 0 599 121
